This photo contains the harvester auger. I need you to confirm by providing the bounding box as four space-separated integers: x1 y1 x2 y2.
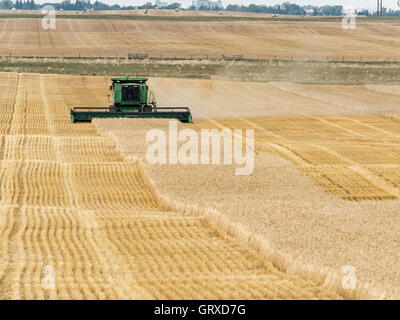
70 76 192 123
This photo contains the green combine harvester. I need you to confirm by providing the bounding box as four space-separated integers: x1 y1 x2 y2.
70 76 192 123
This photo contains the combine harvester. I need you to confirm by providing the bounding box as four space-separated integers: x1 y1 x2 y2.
70 76 192 123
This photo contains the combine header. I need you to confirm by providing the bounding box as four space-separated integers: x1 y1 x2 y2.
70 76 192 123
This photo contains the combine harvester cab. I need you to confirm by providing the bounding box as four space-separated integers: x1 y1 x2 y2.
70 76 192 123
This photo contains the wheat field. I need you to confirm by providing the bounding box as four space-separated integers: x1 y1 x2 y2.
95 77 400 299
1 17 400 60
0 72 348 299
97 117 400 299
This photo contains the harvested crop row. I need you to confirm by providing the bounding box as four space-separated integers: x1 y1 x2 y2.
3 135 57 161
56 137 123 163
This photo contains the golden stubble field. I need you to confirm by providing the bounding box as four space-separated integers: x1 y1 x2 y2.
1 17 400 59
2 71 400 299
94 77 400 299
0 72 349 299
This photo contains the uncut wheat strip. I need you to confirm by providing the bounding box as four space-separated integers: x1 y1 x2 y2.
141 155 359 299
94 119 360 299
148 158 389 298
94 112 400 298
108 119 394 298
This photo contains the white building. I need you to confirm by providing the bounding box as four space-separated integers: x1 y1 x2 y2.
305 9 314 16
192 0 222 10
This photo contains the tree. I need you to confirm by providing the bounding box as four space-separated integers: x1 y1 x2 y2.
226 4 239 11
357 9 370 16
164 2 181 10
281 2 304 15
0 0 14 9
138 2 155 9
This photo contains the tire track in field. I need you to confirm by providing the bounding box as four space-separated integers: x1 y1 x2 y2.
99 20 131 47
36 26 42 50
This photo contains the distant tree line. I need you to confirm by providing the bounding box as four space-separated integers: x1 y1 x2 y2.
1 0 400 16
378 8 400 16
0 0 183 10
0 0 160 10
224 3 346 16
